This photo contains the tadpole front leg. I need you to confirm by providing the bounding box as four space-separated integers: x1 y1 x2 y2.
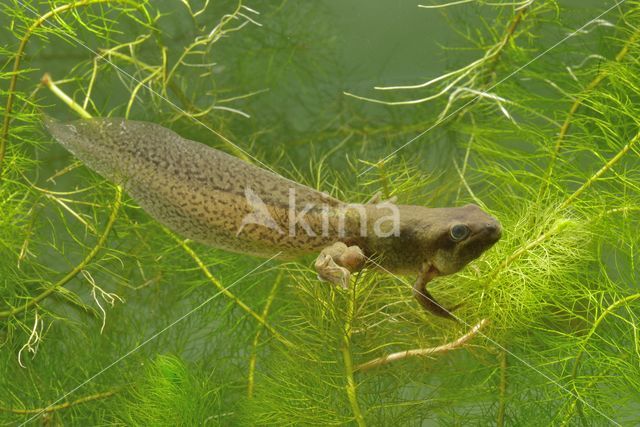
413 267 459 321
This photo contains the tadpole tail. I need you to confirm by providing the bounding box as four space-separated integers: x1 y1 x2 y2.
41 115 142 185
41 114 72 144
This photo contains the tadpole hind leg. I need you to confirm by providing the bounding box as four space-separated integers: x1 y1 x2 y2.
413 269 460 321
314 242 366 289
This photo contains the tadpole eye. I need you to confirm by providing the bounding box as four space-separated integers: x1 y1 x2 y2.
450 224 470 241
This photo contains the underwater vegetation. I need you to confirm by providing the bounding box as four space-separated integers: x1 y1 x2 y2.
0 0 639 425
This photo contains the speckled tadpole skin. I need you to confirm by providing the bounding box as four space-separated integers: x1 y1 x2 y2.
44 117 502 276
44 117 359 258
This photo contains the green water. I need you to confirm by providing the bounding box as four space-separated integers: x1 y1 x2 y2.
1 0 638 425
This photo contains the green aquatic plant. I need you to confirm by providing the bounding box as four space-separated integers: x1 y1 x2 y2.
1 0 639 425
117 354 222 426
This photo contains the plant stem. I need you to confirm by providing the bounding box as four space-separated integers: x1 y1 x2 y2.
487 129 640 286
560 129 640 209
247 271 283 398
342 345 365 427
372 160 392 200
485 218 570 287
355 319 488 372
571 293 640 380
170 234 294 349
0 389 118 415
41 74 91 119
342 279 366 427
539 27 640 199
0 46 128 318
0 186 122 318
0 0 142 179
561 293 640 425
483 6 528 84
497 349 508 427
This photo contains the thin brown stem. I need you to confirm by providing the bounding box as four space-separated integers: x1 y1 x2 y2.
41 74 92 119
540 27 640 198
0 389 117 415
0 186 122 318
484 7 527 83
485 218 569 287
169 234 293 349
497 349 508 427
560 130 640 209
355 319 488 372
560 293 640 425
247 271 283 398
342 280 366 426
570 293 640 388
0 0 141 178
487 129 639 286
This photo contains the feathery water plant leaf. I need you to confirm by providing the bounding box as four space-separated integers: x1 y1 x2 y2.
1 0 639 425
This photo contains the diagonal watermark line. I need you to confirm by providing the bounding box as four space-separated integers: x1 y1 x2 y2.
363 255 621 426
357 0 627 177
20 252 281 426
13 1 623 423
16 0 290 180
